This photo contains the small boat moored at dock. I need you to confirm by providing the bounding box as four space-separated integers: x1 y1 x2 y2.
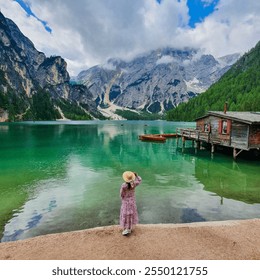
139 134 167 142
139 133 177 142
154 133 177 138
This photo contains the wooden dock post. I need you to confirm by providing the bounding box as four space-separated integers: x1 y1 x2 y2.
194 141 198 154
233 148 237 160
182 136 185 153
210 144 215 159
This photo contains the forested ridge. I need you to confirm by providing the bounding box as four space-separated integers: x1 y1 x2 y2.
166 41 260 121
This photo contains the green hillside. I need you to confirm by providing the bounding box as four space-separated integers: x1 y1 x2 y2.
166 41 260 121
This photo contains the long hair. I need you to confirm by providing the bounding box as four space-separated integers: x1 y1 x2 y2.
127 181 134 190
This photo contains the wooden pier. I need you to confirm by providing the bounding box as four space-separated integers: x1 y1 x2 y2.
176 111 260 160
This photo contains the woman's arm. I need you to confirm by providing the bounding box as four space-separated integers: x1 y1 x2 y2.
134 173 142 186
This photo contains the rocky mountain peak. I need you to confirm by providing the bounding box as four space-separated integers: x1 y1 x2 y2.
0 11 241 121
77 47 240 117
0 11 100 121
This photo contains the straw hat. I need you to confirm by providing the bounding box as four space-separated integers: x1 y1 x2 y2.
122 171 136 183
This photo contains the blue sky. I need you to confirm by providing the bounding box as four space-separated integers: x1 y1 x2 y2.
187 0 219 28
2 0 260 75
14 0 52 33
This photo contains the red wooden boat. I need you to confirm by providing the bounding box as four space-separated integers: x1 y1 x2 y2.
154 133 177 138
139 134 166 142
139 132 177 142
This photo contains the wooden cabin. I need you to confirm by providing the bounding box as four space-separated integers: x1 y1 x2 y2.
177 111 260 159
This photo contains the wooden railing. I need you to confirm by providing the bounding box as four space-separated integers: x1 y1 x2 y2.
176 128 210 142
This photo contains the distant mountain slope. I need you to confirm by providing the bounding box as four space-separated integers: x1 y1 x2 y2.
77 48 240 117
166 41 260 121
0 12 101 121
0 11 242 122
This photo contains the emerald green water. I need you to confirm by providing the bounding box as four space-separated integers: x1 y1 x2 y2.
0 120 259 242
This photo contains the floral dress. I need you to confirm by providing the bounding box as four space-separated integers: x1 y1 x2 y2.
119 175 142 229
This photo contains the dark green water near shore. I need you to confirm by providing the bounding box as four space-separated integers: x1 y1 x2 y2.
0 120 259 242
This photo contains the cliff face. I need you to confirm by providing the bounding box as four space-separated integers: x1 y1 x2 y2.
0 11 241 121
77 48 240 115
0 12 99 121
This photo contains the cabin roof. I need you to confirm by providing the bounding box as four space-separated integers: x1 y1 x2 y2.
195 111 260 124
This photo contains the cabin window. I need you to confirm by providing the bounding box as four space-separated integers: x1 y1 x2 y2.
218 119 232 135
222 120 228 134
204 123 210 132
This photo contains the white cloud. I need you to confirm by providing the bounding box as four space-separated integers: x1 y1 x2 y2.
187 0 260 57
0 0 260 76
182 50 204 66
156 55 175 65
101 62 117 71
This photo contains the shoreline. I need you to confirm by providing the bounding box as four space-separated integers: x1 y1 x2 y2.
0 219 260 260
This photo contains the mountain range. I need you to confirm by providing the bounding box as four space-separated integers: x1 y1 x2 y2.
76 48 240 119
0 11 241 121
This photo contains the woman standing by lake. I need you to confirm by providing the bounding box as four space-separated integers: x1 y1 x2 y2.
120 171 142 236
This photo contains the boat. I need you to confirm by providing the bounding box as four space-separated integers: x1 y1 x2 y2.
139 134 167 142
154 133 177 138
138 133 177 143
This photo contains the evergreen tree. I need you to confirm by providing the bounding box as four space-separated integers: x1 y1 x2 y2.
32 90 61 120
166 41 260 121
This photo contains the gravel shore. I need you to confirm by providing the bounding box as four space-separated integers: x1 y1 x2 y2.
0 219 259 260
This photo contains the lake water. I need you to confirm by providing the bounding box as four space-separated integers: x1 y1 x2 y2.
0 120 260 242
